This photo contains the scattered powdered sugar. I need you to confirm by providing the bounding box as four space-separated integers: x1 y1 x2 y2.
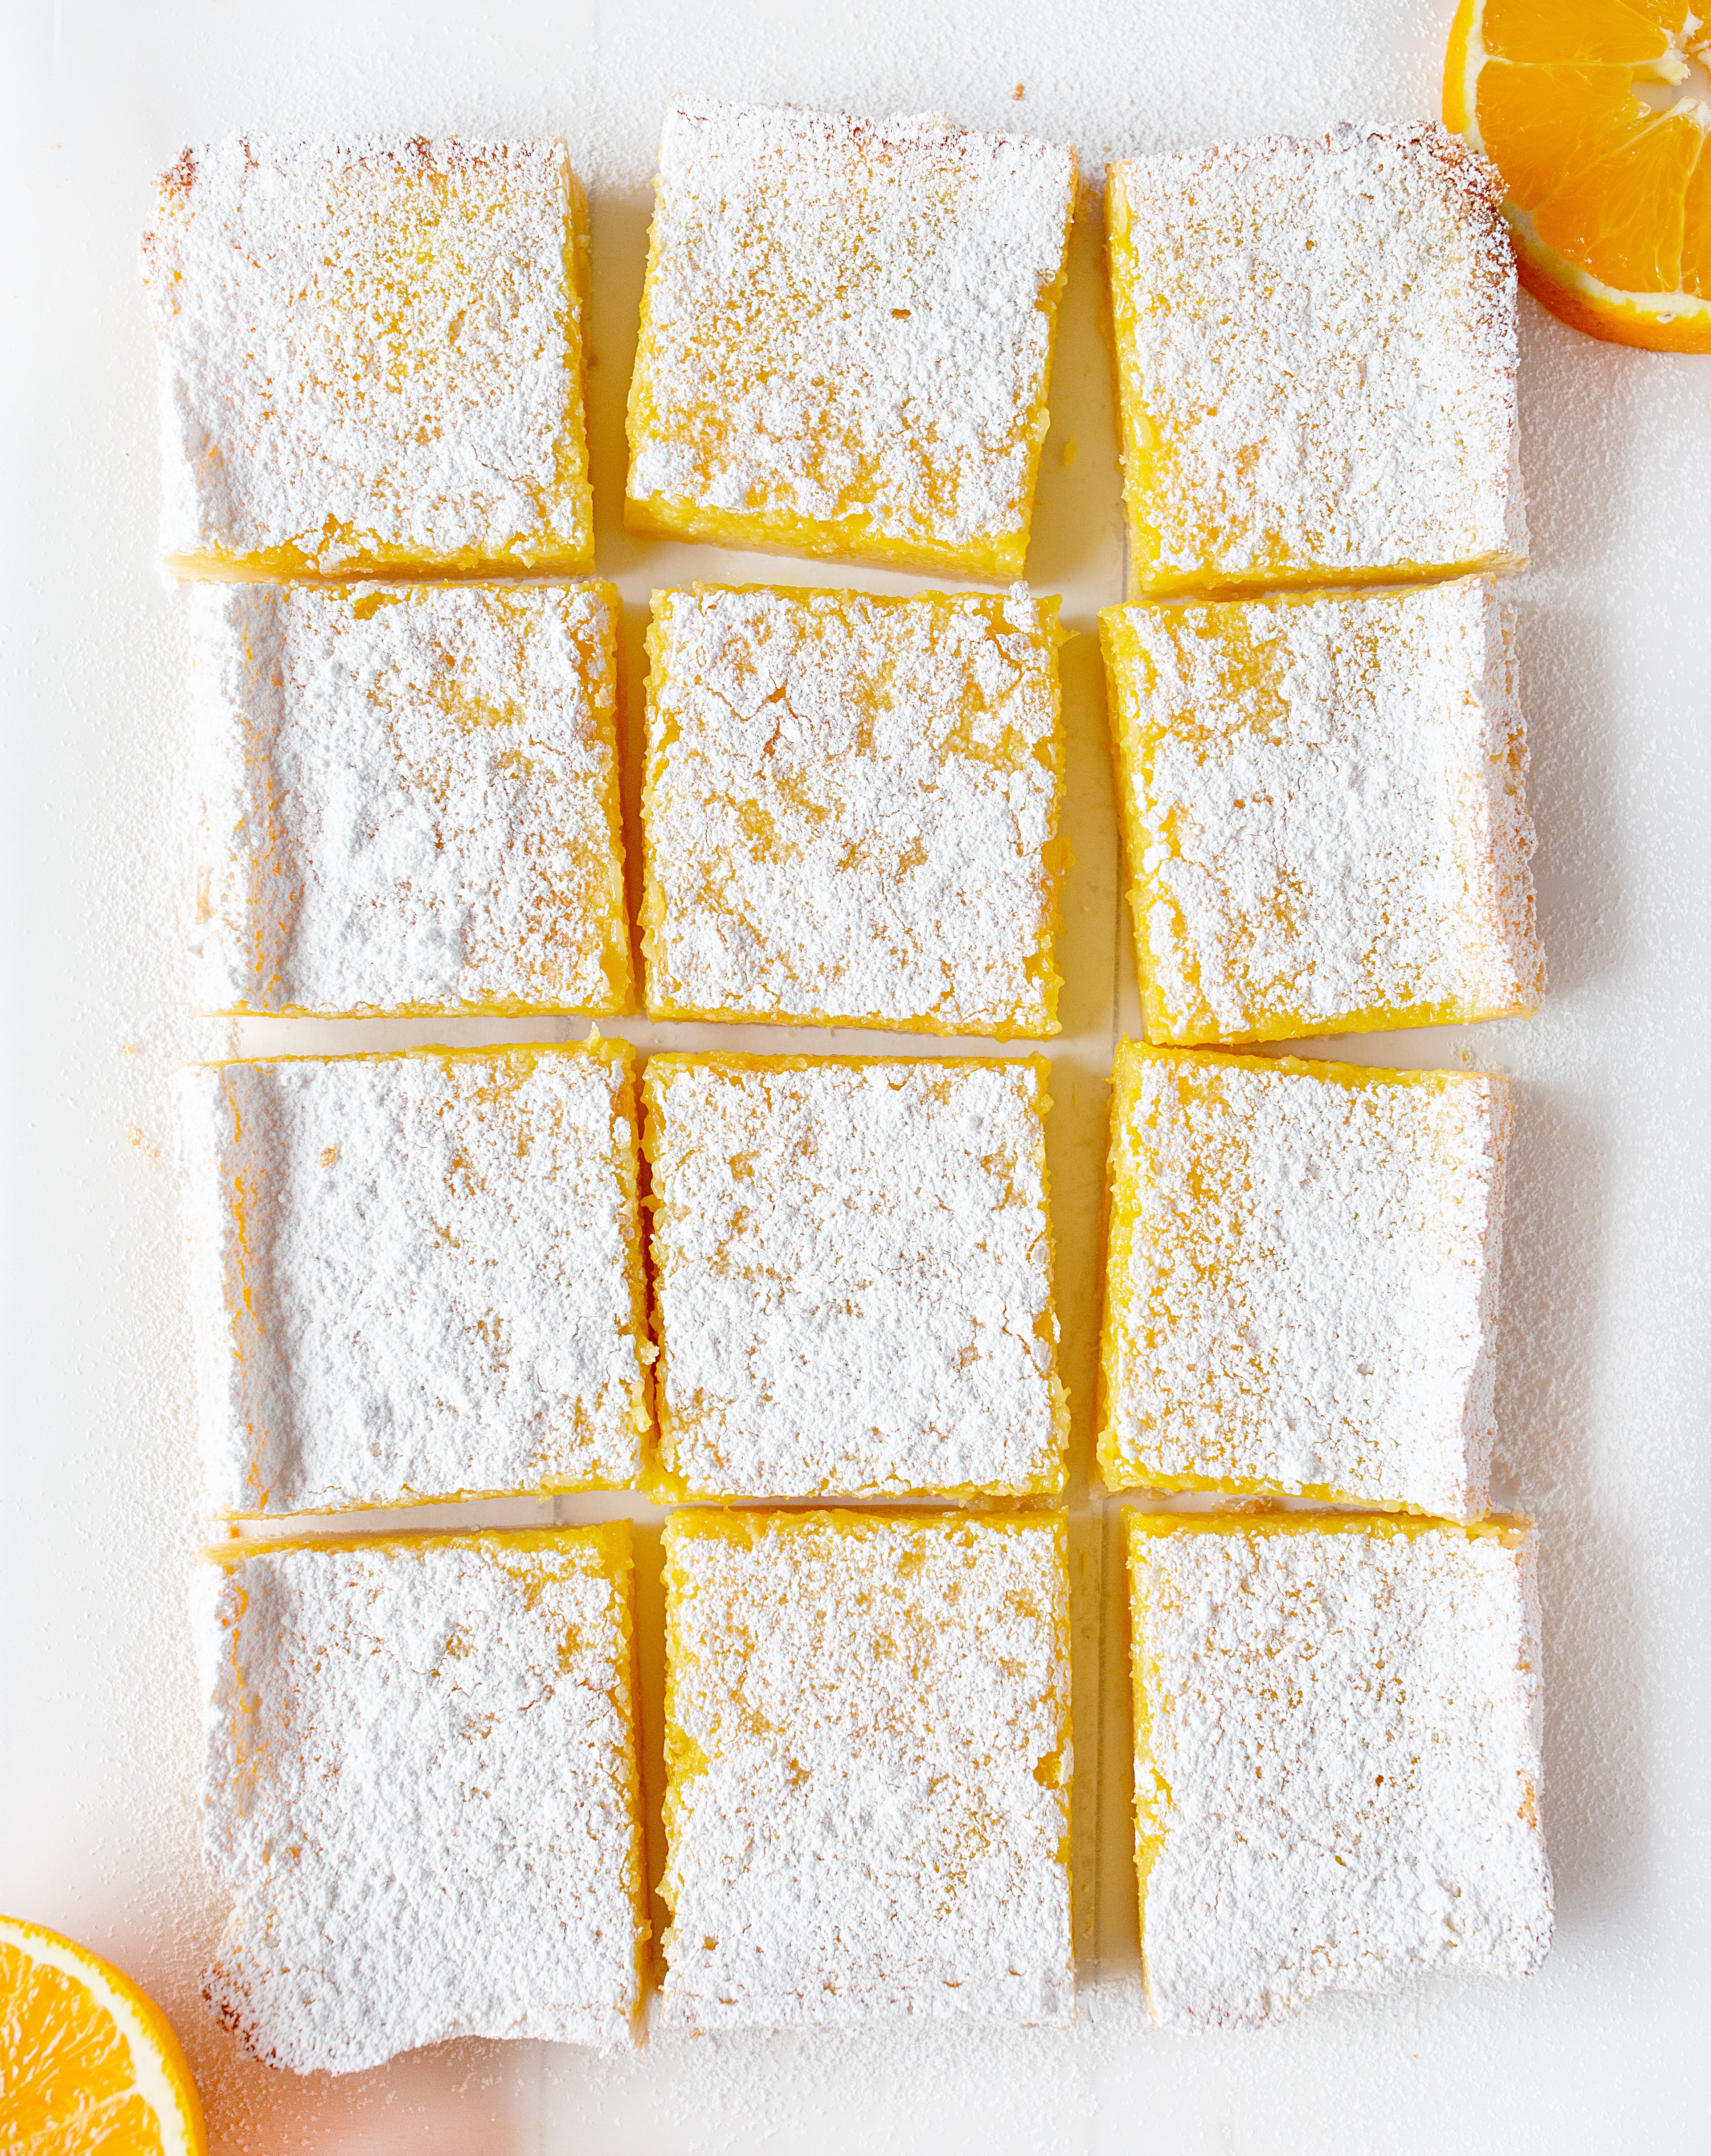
627 102 1076 566
176 1044 650 1514
140 136 592 572
1106 577 1544 1043
662 1512 1072 2030
643 585 1063 1035
188 580 630 1017
1129 1519 1553 2031
644 1056 1064 1499
1101 1048 1508 1519
194 1528 645 2072
1109 122 1525 592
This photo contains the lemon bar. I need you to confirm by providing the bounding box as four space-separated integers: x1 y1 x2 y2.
1127 1512 1553 2030
626 103 1077 578
190 580 632 1018
643 584 1064 1036
1100 1045 1510 1518
176 1043 651 1515
662 1511 1072 2030
1101 578 1543 1046
1107 122 1525 600
195 1525 647 2071
643 1053 1065 1501
140 137 594 579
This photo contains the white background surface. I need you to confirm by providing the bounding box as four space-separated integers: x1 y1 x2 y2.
2 1 1709 2149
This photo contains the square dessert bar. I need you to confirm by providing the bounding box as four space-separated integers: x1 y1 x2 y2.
195 1525 647 2071
1107 122 1525 599
662 1511 1072 2031
643 584 1064 1036
1101 578 1544 1045
176 1042 651 1516
643 1053 1066 1501
140 136 594 579
1099 1044 1511 1519
1127 1513 1553 2030
190 580 632 1018
626 102 1077 577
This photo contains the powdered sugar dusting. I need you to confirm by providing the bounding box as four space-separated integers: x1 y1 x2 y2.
1108 122 1525 594
662 1512 1072 2031
643 584 1063 1035
1129 1517 1553 2030
645 1055 1065 1499
176 1044 650 1514
1104 577 1544 1044
1101 1047 1508 1519
140 136 593 574
189 580 630 1018
195 1527 645 2073
626 102 1076 571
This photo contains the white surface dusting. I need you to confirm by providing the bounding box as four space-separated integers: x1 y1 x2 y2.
195 1529 645 2072
189 580 631 1017
643 584 1064 1035
1105 577 1543 1043
1101 1048 1507 1519
4 3 1709 2151
661 1512 1072 2030
1129 1519 1553 2029
1108 122 1525 593
176 1045 650 1513
139 136 594 574
627 102 1075 569
644 1055 1064 1498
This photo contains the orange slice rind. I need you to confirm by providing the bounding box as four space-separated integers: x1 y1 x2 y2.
1445 0 1711 349
0 1913 206 2154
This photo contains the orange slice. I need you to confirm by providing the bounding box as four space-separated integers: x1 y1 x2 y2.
0 1915 206 2154
1445 0 1711 348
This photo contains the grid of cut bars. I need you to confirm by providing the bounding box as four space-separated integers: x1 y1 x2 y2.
150 103 1551 2073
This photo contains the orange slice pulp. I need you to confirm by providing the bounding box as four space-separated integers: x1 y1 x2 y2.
1445 0 1711 349
0 1914 206 2153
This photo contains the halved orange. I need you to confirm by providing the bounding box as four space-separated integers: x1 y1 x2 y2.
0 1914 206 2153
1445 0 1711 349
